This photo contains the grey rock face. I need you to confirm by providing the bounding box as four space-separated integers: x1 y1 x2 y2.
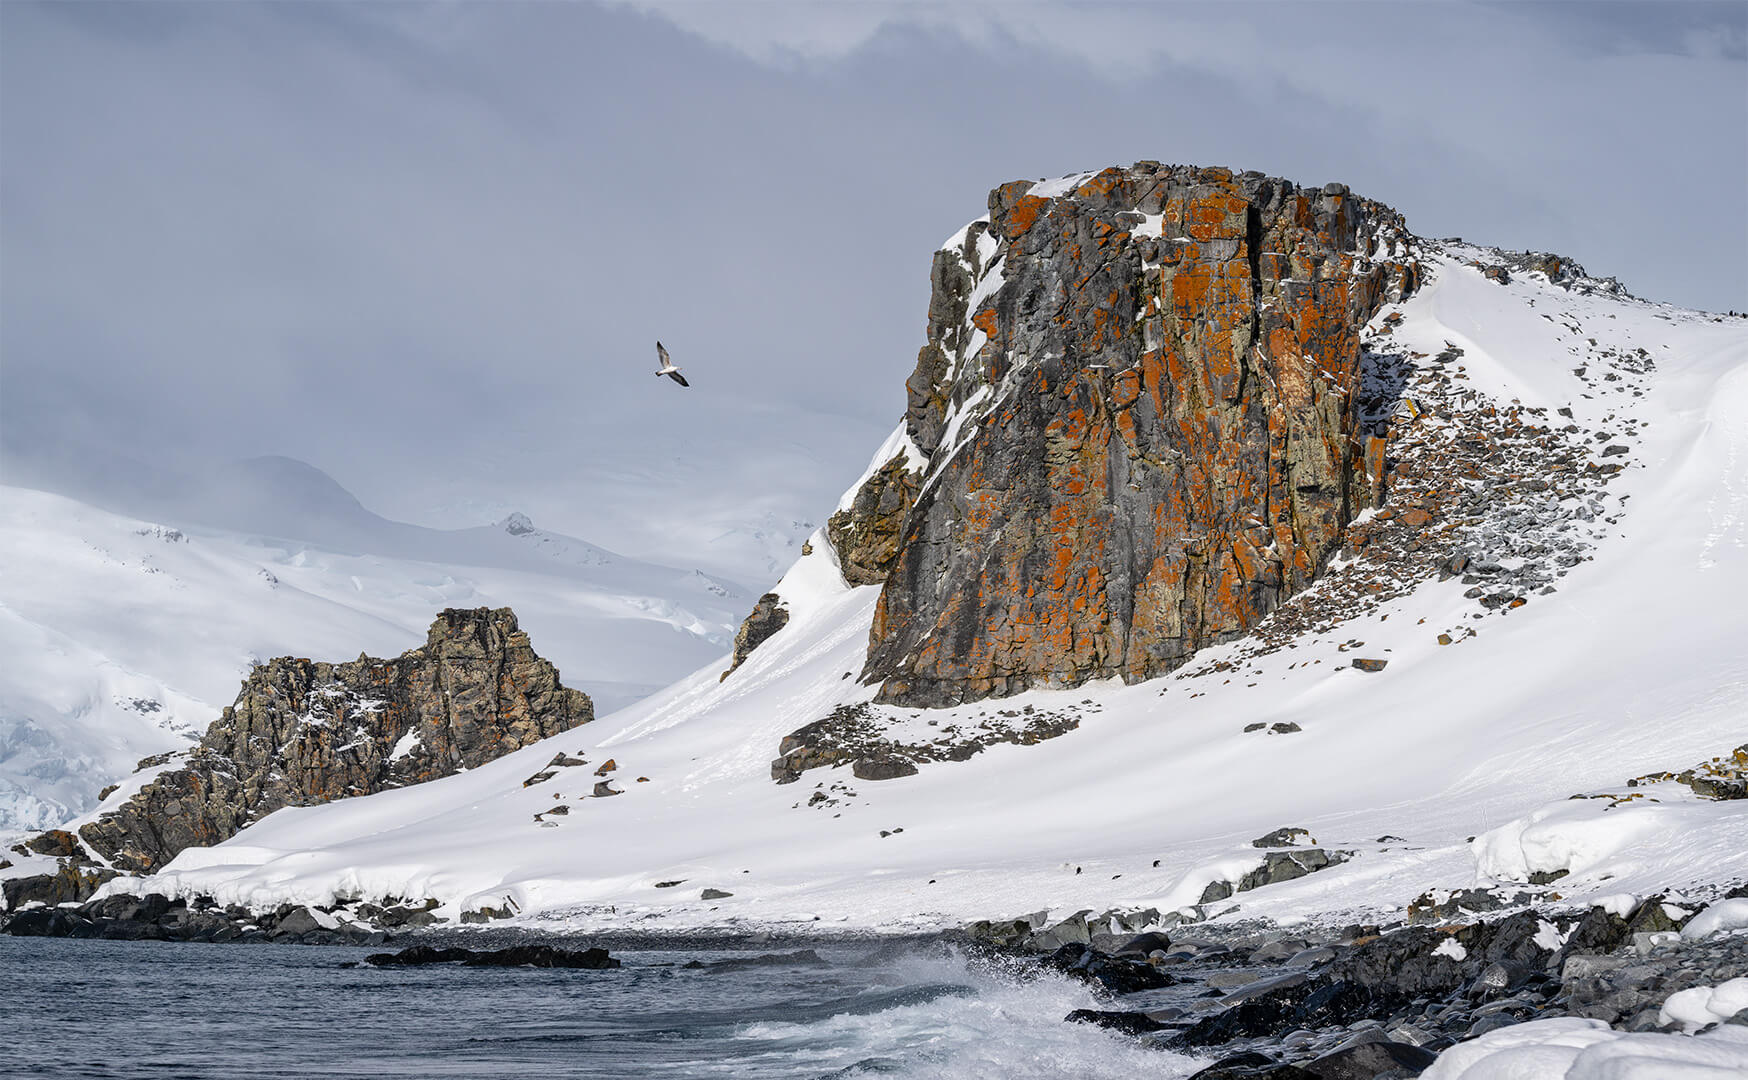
0 860 116 911
1307 1038 1436 1079
1252 827 1315 849
1200 848 1353 906
827 455 922 588
68 608 591 877
721 592 790 679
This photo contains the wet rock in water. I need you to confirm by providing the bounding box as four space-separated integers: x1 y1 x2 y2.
1305 1037 1436 1079
1042 942 1174 995
365 944 619 969
1 859 118 911
957 911 1052 949
1114 930 1174 957
1172 977 1404 1047
687 949 830 973
1064 1009 1168 1035
1336 928 1472 997
3 907 90 937
1029 911 1095 952
271 906 325 938
1220 970 1313 1006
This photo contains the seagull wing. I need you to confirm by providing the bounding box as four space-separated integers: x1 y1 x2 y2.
666 370 690 388
656 341 671 371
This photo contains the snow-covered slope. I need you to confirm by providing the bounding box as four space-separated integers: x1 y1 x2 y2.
77 251 1748 934
0 480 750 837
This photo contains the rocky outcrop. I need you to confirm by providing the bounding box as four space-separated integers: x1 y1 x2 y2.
721 593 790 679
1629 745 1748 802
1199 848 1355 905
827 454 923 587
843 163 1416 707
1 858 116 911
365 944 620 969
54 608 590 879
768 701 1082 784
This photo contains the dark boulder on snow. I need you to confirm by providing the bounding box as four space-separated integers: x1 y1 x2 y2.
1042 942 1174 995
721 592 791 680
1064 1008 1169 1035
1172 977 1406 1047
1304 1036 1437 1079
1185 1051 1316 1079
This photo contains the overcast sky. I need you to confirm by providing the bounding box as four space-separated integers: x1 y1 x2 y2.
3 1 1744 582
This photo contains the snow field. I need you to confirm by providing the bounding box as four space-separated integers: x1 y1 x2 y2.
82 254 1746 942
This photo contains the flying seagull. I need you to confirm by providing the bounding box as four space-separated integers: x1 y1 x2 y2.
655 341 689 387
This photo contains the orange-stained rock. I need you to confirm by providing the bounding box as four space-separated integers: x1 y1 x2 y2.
828 454 923 587
863 164 1418 706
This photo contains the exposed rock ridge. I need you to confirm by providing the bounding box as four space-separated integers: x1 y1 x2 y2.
721 593 790 679
70 608 591 876
827 453 922 587
848 162 1418 706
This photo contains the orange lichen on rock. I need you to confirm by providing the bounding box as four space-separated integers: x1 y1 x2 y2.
861 164 1415 706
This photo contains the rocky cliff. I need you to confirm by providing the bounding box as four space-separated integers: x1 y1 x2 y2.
18 608 590 890
819 163 1418 706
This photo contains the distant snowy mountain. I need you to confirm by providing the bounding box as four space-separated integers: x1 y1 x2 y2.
704 510 818 579
0 470 749 836
81 169 1745 939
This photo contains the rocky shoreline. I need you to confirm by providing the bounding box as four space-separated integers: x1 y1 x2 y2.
952 885 1748 1077
7 880 1748 1077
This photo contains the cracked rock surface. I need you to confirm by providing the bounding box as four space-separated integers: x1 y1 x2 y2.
19 608 591 884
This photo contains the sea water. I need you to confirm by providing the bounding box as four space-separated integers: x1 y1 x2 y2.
1 937 1211 1078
